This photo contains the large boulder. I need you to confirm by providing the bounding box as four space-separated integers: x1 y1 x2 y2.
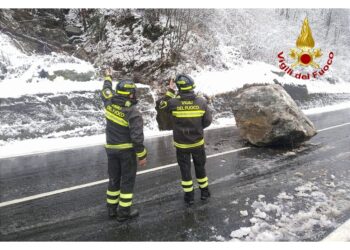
232 84 317 146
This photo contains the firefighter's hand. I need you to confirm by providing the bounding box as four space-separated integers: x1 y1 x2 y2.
169 79 176 90
138 158 147 167
104 67 113 77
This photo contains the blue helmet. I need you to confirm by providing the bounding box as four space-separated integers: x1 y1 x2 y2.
116 80 136 97
175 74 195 92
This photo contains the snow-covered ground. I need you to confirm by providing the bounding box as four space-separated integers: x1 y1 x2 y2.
303 101 350 115
193 61 350 96
0 33 98 98
0 33 96 87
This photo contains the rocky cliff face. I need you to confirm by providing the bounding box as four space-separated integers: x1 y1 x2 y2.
0 9 74 54
0 9 216 82
1 9 349 83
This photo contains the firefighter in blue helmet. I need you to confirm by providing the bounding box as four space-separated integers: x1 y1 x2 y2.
101 68 147 221
159 74 212 205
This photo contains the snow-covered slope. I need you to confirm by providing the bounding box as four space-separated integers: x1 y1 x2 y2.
0 33 96 84
193 61 350 96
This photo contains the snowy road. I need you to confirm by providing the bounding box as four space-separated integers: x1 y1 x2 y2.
0 109 350 241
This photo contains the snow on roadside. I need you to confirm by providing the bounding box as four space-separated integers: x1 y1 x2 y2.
193 61 350 96
0 134 105 159
0 128 172 159
229 182 339 241
303 101 350 115
0 79 101 98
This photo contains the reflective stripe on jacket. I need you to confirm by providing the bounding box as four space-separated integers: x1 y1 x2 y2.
101 77 147 160
160 90 212 149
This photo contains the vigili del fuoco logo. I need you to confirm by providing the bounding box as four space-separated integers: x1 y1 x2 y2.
277 18 334 80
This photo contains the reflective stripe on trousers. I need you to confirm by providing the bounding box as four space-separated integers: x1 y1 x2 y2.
181 180 194 192
106 189 120 205
119 193 133 207
197 176 209 189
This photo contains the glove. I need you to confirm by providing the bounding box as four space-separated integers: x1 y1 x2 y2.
104 67 113 77
169 78 176 90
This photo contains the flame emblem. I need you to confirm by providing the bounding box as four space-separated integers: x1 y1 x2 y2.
289 18 322 68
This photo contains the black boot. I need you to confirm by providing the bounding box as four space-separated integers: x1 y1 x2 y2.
107 204 118 218
200 187 211 201
184 190 194 205
116 206 139 222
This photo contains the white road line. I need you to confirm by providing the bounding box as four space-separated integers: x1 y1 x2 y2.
0 180 108 208
322 218 350 241
317 122 350 132
0 122 349 208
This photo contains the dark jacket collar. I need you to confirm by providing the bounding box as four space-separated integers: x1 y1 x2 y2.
179 91 196 100
112 95 137 107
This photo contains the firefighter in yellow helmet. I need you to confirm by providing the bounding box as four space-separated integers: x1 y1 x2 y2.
101 68 147 221
159 74 212 205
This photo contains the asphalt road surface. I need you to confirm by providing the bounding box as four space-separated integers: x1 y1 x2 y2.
0 109 350 241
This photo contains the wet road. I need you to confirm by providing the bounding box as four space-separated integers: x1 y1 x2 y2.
0 109 350 241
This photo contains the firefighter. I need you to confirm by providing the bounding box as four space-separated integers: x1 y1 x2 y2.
101 69 147 221
159 74 212 205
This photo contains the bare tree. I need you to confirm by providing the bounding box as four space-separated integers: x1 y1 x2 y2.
159 9 193 63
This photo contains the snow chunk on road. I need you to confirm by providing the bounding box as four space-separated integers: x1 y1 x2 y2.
283 151 297 157
295 182 319 192
230 227 251 239
240 210 249 217
229 182 338 241
213 235 226 241
253 209 267 219
258 194 265 200
277 192 294 200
